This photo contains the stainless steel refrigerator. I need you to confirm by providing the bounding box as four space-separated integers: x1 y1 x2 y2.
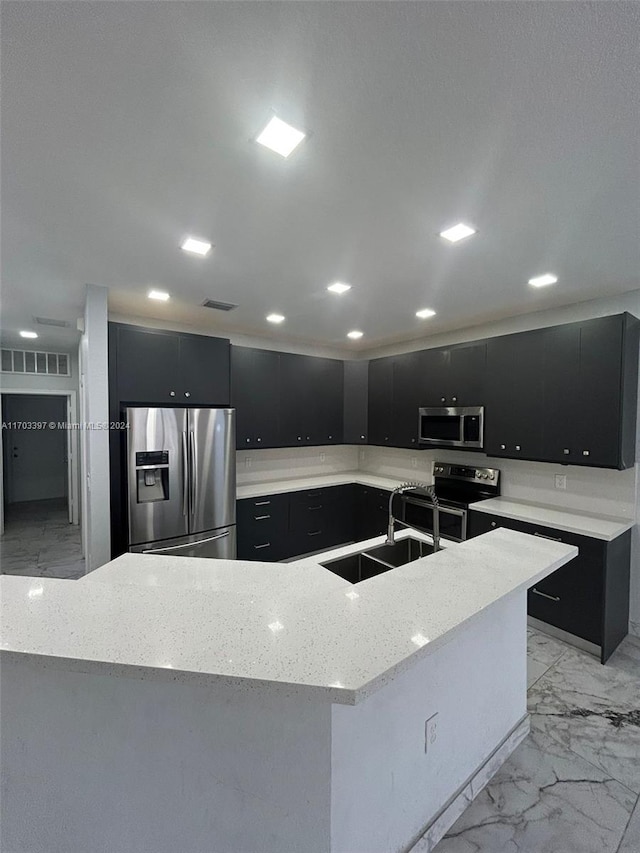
126 407 236 558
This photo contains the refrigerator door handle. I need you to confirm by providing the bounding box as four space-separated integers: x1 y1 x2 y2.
189 430 197 519
141 530 231 554
181 432 189 517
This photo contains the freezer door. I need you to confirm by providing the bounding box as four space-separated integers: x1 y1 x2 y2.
188 408 236 534
130 526 237 559
127 407 189 546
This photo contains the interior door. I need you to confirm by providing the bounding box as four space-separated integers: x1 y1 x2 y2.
188 408 236 534
126 407 189 546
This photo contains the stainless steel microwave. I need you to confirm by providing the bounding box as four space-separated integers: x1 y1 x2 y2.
418 406 484 449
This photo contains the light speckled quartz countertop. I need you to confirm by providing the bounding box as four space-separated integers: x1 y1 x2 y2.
471 497 633 541
0 528 576 705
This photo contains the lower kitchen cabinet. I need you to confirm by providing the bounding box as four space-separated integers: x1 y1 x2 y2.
467 510 631 663
236 493 290 561
237 484 391 563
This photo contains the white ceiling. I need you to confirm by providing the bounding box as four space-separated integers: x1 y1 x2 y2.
1 1 639 353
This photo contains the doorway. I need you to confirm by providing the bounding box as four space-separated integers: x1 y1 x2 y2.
1 392 83 578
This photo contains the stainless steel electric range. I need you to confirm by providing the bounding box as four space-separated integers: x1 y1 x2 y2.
401 461 501 542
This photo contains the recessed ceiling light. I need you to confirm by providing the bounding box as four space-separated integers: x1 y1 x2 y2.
347 330 363 340
439 222 477 243
416 308 436 319
256 116 306 158
327 282 351 295
528 273 558 288
19 330 38 339
266 313 285 324
148 290 170 301
180 236 212 256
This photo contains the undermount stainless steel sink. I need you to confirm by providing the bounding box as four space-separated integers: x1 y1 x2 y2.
365 537 435 568
320 537 436 584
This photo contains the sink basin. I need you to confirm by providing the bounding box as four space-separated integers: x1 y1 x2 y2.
320 536 436 584
365 537 435 568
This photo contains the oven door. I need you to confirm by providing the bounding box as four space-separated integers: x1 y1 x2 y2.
402 497 467 542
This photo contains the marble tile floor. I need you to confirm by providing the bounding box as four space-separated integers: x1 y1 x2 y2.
433 628 640 853
0 498 84 579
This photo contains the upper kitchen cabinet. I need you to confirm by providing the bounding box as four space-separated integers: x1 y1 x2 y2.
421 342 487 407
343 360 369 444
279 353 344 446
542 314 639 469
484 329 546 460
109 323 230 407
231 347 280 449
367 357 394 446
392 351 425 447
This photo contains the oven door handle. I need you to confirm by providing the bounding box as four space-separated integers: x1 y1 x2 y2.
403 497 465 517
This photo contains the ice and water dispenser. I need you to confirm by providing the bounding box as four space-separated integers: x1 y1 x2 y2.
135 450 170 503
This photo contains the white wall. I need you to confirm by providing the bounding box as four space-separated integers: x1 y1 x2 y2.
236 444 358 487
2 395 67 503
78 284 110 571
1 656 333 853
331 594 526 853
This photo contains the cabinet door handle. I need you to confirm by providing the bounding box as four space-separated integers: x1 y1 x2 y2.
532 587 560 602
441 397 446 403
500 444 506 450
452 396 457 403
245 438 251 443
582 450 590 456
533 531 563 542
184 391 191 398
308 505 323 511
254 542 271 550
308 530 322 537
257 437 262 443
254 514 271 520
254 500 271 506
170 391 176 397
563 448 570 455
490 521 497 528
306 492 321 498
515 445 521 451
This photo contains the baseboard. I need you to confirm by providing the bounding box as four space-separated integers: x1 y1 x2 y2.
406 715 530 853
629 620 640 640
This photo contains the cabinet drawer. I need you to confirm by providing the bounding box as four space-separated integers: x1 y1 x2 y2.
237 494 289 561
468 510 603 645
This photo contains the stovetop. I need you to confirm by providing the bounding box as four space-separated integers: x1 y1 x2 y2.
432 461 500 508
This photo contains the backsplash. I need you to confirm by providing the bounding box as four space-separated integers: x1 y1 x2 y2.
358 445 638 521
236 445 358 487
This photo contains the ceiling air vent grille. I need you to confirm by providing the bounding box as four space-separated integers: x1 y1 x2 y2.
1 349 71 377
34 317 71 328
201 299 238 312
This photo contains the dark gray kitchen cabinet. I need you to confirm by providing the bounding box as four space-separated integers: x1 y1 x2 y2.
484 329 546 460
343 361 369 443
237 493 290 561
355 485 392 540
288 485 355 556
421 342 487 407
237 484 356 561
368 358 394 446
279 353 344 446
231 347 280 449
540 314 638 469
110 323 230 406
392 351 424 448
573 315 638 469
467 510 631 663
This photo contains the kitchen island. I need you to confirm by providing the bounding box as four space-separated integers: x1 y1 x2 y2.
1 528 576 853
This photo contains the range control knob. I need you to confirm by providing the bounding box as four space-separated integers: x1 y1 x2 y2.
475 470 482 478
488 472 495 479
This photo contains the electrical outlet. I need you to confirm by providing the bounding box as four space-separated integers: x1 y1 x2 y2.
554 474 566 490
425 713 438 754
320 452 326 463
411 456 417 469
245 457 252 469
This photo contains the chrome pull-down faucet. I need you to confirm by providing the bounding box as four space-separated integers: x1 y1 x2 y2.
386 482 441 552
